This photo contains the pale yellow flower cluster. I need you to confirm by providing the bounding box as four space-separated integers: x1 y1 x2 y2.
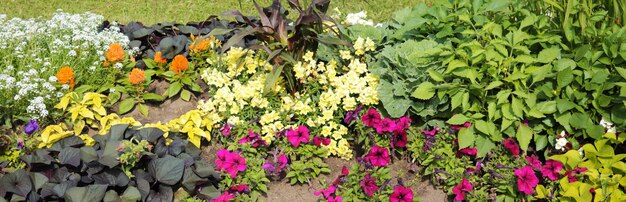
353 37 376 56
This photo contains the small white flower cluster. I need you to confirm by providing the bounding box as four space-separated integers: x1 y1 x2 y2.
0 11 129 120
555 131 568 151
600 117 616 133
344 11 381 27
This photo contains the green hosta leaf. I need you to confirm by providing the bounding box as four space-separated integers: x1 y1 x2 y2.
380 80 412 118
148 155 185 185
516 125 533 151
411 82 436 100
616 67 626 80
143 93 164 102
475 135 496 157
447 114 470 125
537 47 560 63
118 98 136 115
458 127 475 149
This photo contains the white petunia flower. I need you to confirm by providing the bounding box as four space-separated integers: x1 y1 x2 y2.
600 117 616 133
555 137 568 151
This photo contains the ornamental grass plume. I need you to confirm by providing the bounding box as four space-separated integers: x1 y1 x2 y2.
106 43 124 63
56 66 75 89
128 68 145 85
153 51 167 65
170 55 189 74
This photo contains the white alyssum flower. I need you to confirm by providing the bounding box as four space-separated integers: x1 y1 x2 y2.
114 62 123 69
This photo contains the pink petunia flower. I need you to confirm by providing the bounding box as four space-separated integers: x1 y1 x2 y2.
540 160 563 181
220 123 232 137
391 130 408 148
314 185 336 199
286 126 310 147
366 145 390 167
526 155 542 169
421 127 439 136
313 136 331 146
452 178 473 201
215 150 247 178
457 148 477 158
239 129 266 147
394 116 412 131
565 167 587 182
390 186 413 202
213 192 235 202
327 195 342 202
227 184 250 194
514 166 539 195
360 174 379 197
215 149 230 170
277 154 288 170
362 108 381 127
374 118 397 134
504 138 521 156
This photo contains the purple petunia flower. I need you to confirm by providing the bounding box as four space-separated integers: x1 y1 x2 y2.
24 119 39 135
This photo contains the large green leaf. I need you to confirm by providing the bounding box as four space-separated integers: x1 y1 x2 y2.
118 98 136 115
411 82 436 100
537 47 561 63
475 135 496 157
121 186 141 202
148 155 185 185
516 125 533 151
458 127 475 149
379 80 412 118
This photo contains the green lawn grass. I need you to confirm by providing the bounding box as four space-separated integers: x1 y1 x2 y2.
0 0 420 24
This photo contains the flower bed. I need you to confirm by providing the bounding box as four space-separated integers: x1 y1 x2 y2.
2 0 626 201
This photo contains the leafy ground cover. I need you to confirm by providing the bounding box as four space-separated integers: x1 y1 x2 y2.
2 0 626 201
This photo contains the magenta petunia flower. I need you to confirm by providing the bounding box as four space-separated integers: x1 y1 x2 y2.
565 167 587 182
504 138 521 156
239 129 266 147
451 121 472 132
366 145 390 167
394 116 412 132
228 184 250 194
286 126 310 147
215 150 247 178
457 147 477 157
514 166 539 195
214 192 235 202
313 136 331 146
421 127 439 136
391 130 408 148
327 195 342 202
314 185 336 199
526 155 542 169
452 178 473 201
224 152 247 178
374 118 396 134
277 153 288 170
362 108 381 127
540 160 563 181
220 123 232 137
360 174 379 197
390 186 413 202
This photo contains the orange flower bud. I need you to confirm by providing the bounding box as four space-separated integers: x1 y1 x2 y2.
129 68 145 85
170 55 189 74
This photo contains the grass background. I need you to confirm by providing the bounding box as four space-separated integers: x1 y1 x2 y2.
0 0 421 24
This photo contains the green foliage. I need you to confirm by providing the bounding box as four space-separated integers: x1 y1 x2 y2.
0 124 221 201
355 0 626 156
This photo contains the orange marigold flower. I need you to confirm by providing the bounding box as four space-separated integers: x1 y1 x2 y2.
106 43 125 63
57 66 75 89
189 34 213 53
129 68 145 85
154 51 167 65
170 55 189 74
